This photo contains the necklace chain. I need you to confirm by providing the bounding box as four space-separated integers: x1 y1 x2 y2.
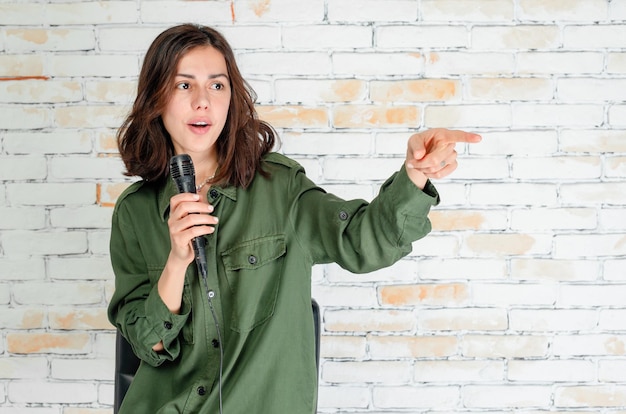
196 174 216 192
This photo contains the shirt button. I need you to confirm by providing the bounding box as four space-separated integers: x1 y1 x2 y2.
248 255 257 265
164 321 173 330
197 386 206 396
209 188 219 199
212 339 220 348
339 210 349 221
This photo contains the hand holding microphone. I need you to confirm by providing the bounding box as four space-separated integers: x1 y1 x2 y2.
169 154 217 278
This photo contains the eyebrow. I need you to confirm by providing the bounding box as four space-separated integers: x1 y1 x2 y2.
176 73 229 80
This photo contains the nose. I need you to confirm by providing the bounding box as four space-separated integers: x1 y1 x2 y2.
192 89 210 110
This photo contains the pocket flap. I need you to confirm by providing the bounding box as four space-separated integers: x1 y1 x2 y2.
222 235 286 271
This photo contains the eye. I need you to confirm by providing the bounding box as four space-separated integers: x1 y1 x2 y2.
176 82 190 90
210 82 224 90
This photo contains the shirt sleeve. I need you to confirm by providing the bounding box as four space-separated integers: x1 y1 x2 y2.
290 163 440 273
107 197 191 367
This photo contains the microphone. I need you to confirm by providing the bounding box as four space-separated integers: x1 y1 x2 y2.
169 154 208 278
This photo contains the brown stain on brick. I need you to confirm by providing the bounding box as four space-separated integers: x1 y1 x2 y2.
257 105 328 128
329 80 365 101
22 310 45 329
430 210 486 231
0 76 50 81
380 283 468 306
605 336 626 355
50 309 112 330
7 333 89 354
251 0 271 17
333 105 419 128
467 233 536 256
230 0 236 22
18 29 49 44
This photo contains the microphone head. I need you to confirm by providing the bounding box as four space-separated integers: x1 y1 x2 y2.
170 154 194 179
170 154 197 194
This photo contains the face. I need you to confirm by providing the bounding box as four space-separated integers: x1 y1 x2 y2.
162 45 231 161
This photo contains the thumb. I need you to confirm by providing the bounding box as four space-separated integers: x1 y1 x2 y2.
407 134 427 167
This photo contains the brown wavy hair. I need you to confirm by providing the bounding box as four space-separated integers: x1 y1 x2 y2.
117 24 277 188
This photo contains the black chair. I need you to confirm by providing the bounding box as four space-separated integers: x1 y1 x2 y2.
114 299 321 413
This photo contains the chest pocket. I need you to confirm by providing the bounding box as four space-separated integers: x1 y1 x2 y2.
221 235 286 333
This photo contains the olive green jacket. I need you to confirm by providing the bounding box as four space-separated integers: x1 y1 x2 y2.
107 152 439 413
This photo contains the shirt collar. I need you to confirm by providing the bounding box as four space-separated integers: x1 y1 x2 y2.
158 177 238 221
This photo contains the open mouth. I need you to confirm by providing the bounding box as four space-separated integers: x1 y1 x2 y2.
189 121 211 132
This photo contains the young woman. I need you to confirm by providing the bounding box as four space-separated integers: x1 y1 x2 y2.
107 24 481 414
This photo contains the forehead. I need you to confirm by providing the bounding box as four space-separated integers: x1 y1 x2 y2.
176 45 228 73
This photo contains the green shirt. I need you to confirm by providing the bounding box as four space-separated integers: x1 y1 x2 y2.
107 152 439 414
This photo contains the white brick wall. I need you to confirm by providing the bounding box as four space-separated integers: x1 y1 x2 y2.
1 0 625 413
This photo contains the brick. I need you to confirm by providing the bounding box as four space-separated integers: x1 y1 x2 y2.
274 79 367 103
5 28 95 52
312 285 377 307
518 52 604 74
472 283 557 306
410 234 459 257
0 80 82 103
421 0 513 22
470 183 558 206
0 53 45 76
513 104 604 127
84 230 111 255
98 182 131 206
323 157 402 181
369 335 457 358
511 208 597 231
370 79 460 102
605 260 626 281
599 359 626 382
599 310 626 331
0 207 46 230
461 334 550 358
425 52 514 76
425 104 511 128
0 105 51 130
553 334 626 357
554 234 626 258
49 307 112 330
601 208 626 230
418 308 508 331
463 233 552 257
606 156 626 178
2 231 88 256
373 385 458 409
419 258 507 280
218 26 281 50
85 80 136 103
560 285 626 307
561 129 626 153
256 105 328 128
323 360 412 384
0 156 47 180
0 258 45 281
559 78 626 102
317 386 369 409
3 131 92 155
333 105 420 128
379 283 469 306
283 25 371 49
468 77 553 101
518 0 607 21
54 105 127 128
325 309 415 333
238 52 331 76
0 308 45 329
564 25 626 49
50 156 125 180
377 25 467 49
555 385 626 408
511 259 599 282
281 132 371 155
97 27 163 52
46 1 137 25
95 130 119 154
414 360 503 382
0 3 45 25
51 357 113 380
509 359 595 382
429 209 508 231
470 130 558 155
472 25 560 49
50 206 112 229
561 182 626 205
8 380 96 404
140 1 230 23
608 52 626 73
7 333 90 355
6 183 95 206
50 55 138 78
320 335 366 359
328 0 417 22
510 309 598 332
48 257 113 281
463 385 553 408
333 52 424 77
0 356 48 379
232 0 324 22
325 260 417 284
13 282 101 305
609 104 626 126
374 132 410 155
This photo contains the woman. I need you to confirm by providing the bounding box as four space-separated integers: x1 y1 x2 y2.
107 23 481 414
